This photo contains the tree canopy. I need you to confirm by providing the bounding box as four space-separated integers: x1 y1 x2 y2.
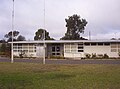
4 31 26 42
0 39 6 43
34 29 54 40
61 14 88 40
17 35 26 41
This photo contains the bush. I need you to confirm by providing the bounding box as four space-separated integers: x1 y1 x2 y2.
19 51 25 58
103 54 109 59
91 53 97 58
85 54 91 59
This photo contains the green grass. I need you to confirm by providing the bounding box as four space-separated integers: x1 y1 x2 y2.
0 63 120 89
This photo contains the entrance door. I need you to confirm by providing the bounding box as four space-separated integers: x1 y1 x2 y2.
51 46 61 56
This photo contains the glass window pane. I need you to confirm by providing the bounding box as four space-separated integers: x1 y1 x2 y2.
104 43 110 46
91 43 96 46
52 47 55 52
84 43 90 46
56 47 60 52
78 50 84 52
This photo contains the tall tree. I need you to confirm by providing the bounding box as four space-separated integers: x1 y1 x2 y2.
4 31 19 42
0 43 7 53
61 14 87 40
4 31 26 42
0 39 6 43
0 39 6 53
34 29 54 40
17 35 26 41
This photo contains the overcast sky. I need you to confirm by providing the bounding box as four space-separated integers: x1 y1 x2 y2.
0 0 120 40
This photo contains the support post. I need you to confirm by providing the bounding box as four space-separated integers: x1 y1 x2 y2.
11 0 14 63
43 0 46 64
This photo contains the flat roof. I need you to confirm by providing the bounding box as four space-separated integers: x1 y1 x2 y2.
9 40 120 44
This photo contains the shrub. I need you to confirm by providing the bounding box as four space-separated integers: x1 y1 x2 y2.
19 51 25 58
103 54 109 59
85 53 91 59
91 53 97 58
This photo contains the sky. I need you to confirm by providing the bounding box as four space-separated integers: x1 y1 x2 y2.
0 0 120 40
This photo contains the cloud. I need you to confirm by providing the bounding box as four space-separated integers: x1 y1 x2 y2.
0 0 120 40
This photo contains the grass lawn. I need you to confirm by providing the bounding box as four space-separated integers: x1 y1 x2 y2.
0 63 120 89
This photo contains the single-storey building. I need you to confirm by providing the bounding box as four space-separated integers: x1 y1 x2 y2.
10 40 120 58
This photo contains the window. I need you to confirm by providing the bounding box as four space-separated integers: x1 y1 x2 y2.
65 43 84 53
65 50 70 53
29 50 33 52
23 47 28 49
104 43 110 46
118 45 120 48
71 44 76 49
84 43 90 46
78 43 83 45
111 43 118 52
18 44 22 46
56 47 60 52
18 50 22 52
65 44 70 48
14 44 17 46
78 47 83 49
18 46 22 49
118 49 120 52
52 52 60 56
98 43 103 46
111 49 117 52
71 50 76 52
13 47 17 49
52 47 55 52
13 50 17 52
111 45 117 48
111 43 117 46
78 43 84 52
78 50 84 52
29 47 33 49
52 53 55 55
56 53 60 55
64 44 70 53
91 43 97 46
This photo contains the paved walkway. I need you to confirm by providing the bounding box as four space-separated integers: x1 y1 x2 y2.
0 57 120 64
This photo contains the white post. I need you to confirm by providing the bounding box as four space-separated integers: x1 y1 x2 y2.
43 42 45 64
11 0 14 63
11 43 14 63
43 0 46 64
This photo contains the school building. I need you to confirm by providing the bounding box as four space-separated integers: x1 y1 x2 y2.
11 40 120 59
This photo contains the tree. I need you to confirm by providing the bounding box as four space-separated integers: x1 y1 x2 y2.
111 38 117 40
61 14 87 40
0 39 6 53
17 35 26 41
4 31 19 42
0 39 6 43
0 43 7 53
34 29 54 40
0 42 11 57
4 31 26 42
